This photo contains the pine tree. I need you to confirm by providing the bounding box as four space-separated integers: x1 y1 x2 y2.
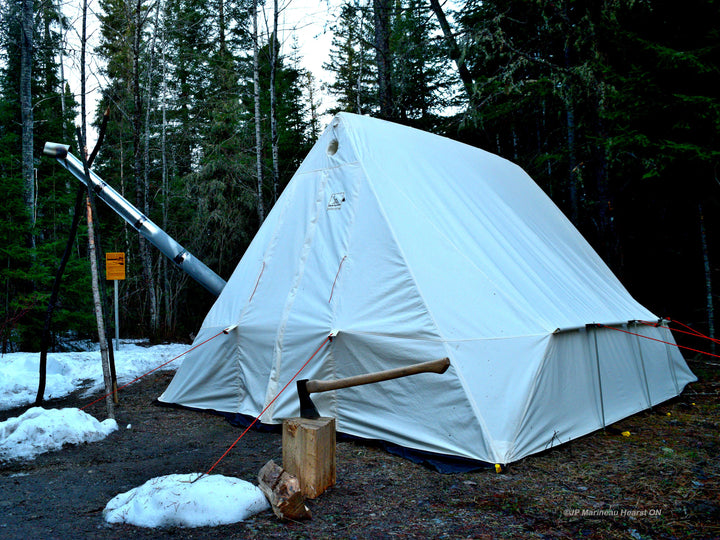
325 0 450 127
323 2 376 114
0 0 91 350
389 0 452 129
449 0 720 336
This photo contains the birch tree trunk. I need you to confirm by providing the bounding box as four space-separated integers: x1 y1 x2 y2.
270 0 280 203
20 0 35 248
356 4 366 114
143 0 162 330
253 0 265 223
305 72 320 139
161 33 172 334
86 195 115 418
79 0 114 417
134 0 158 334
59 30 66 137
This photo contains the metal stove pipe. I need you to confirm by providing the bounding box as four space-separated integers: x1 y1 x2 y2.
44 142 226 297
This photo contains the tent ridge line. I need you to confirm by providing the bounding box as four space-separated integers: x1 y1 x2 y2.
325 163 364 419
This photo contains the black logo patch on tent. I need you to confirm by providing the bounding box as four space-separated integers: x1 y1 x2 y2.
328 192 345 210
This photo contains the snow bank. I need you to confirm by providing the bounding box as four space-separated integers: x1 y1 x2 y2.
103 473 270 527
0 407 118 461
0 341 188 410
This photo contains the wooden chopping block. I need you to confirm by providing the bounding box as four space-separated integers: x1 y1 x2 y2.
282 416 336 499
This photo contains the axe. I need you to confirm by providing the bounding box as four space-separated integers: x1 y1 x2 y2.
296 357 450 419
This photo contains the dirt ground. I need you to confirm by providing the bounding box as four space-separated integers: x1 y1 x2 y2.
0 358 718 540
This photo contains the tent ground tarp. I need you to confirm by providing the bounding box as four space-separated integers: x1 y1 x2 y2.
159 113 695 464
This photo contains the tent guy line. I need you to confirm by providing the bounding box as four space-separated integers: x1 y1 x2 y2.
639 318 720 345
79 329 227 411
600 323 720 360
198 335 332 481
666 318 719 342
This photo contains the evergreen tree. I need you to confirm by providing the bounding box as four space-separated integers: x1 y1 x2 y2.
389 0 453 129
449 0 720 334
324 0 451 128
324 1 378 114
0 0 91 350
602 0 720 330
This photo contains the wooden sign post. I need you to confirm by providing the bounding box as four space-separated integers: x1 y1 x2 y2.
105 252 125 351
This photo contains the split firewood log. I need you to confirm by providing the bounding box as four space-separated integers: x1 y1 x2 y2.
258 460 311 520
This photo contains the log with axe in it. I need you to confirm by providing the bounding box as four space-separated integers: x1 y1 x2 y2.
296 357 451 419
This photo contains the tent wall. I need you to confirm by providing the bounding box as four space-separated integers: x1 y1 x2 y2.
510 323 695 461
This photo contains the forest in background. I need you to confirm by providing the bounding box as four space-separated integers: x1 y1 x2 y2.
1 0 718 352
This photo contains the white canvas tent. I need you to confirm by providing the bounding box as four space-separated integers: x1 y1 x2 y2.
159 113 695 465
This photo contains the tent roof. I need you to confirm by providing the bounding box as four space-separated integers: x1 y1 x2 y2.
208 112 655 338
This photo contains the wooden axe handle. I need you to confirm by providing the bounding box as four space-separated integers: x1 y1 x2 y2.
304 357 450 394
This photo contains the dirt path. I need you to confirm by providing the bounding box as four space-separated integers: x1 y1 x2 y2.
1 365 718 539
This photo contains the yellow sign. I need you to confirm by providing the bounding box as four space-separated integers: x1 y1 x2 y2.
106 252 126 281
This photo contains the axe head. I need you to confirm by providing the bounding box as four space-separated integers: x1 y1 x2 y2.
297 379 320 419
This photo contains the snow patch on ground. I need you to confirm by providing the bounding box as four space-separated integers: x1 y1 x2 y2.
0 341 188 410
103 473 270 527
0 343 272 529
0 407 118 461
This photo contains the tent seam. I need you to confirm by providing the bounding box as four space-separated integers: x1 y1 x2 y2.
326 161 365 422
262 171 328 420
504 334 555 462
339 329 549 343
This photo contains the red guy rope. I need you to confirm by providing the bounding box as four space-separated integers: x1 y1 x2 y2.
81 329 227 411
599 323 720 360
198 335 331 480
666 318 720 344
638 319 720 345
